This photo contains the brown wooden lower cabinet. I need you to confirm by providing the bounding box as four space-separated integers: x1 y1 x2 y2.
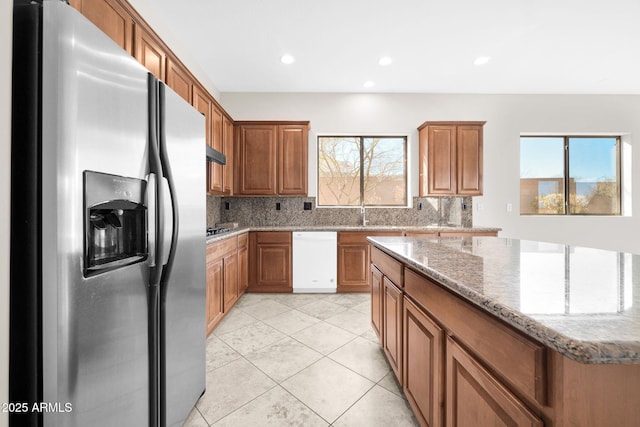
223 251 238 312
370 264 383 342
446 336 543 427
238 233 249 294
205 253 223 336
337 231 403 292
403 297 444 427
206 232 247 335
383 277 403 384
371 246 640 427
248 231 292 292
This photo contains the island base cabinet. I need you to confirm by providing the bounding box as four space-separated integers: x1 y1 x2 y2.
370 265 383 343
551 352 640 427
446 336 543 427
403 297 444 427
383 277 403 384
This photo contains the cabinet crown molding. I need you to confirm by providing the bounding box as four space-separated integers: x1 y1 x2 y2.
417 120 486 130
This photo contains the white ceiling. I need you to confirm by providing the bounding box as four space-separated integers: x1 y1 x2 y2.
152 0 640 94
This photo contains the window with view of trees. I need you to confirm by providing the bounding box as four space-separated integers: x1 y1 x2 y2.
318 136 407 206
520 136 621 215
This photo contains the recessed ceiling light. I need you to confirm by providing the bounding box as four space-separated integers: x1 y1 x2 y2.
280 54 295 64
363 81 375 88
473 56 491 66
378 56 392 66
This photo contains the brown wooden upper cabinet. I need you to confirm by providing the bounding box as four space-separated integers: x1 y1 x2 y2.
235 122 309 196
192 87 213 190
133 23 166 81
418 121 485 196
223 116 234 195
70 0 133 54
166 59 193 104
210 106 224 193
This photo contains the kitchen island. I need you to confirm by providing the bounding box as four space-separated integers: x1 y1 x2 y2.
368 235 640 427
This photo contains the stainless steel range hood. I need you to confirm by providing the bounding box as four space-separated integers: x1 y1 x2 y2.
206 146 226 165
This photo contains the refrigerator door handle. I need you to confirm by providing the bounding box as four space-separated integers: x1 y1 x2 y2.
159 176 173 267
148 73 165 287
147 173 157 268
158 82 179 283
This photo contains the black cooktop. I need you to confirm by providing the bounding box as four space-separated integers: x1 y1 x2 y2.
206 227 231 236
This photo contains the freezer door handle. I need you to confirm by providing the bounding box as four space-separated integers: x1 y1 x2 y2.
159 176 173 267
148 73 165 288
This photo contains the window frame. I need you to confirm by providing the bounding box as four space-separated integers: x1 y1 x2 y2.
316 134 409 208
520 135 622 216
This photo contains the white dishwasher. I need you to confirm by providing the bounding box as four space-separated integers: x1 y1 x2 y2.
292 231 337 293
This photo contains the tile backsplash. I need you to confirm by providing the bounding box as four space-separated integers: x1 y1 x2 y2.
208 195 472 228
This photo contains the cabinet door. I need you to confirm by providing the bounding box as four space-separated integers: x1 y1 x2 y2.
236 125 278 195
404 297 444 427
427 125 457 195
238 244 248 295
223 252 238 312
383 278 403 384
278 125 308 195
370 265 383 343
457 125 483 195
133 24 166 81
192 87 212 194
338 244 369 290
256 245 290 287
446 337 543 427
166 59 192 104
70 0 133 54
206 257 223 336
223 116 234 194
248 232 291 291
209 107 224 193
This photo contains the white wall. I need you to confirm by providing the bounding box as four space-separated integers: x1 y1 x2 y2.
1 0 11 425
221 92 640 254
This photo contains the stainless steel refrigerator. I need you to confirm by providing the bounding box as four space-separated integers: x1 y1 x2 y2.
10 1 206 426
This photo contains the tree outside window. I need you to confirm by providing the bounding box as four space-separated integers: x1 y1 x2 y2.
318 136 407 206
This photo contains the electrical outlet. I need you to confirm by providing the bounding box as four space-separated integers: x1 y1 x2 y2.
506 203 513 212
224 202 230 210
417 202 423 210
276 202 281 211
303 202 312 210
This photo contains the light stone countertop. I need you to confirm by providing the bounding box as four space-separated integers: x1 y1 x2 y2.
205 225 500 244
367 235 640 364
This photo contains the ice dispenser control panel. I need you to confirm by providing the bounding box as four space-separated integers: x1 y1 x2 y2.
84 171 147 277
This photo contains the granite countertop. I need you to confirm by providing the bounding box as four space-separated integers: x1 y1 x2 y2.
367 235 640 365
205 225 500 244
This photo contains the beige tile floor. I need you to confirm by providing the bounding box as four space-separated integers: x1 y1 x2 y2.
183 292 419 426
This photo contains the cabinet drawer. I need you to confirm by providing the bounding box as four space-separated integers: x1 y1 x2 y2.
405 268 546 405
207 235 238 260
254 231 291 244
339 231 402 244
238 232 248 249
371 247 403 288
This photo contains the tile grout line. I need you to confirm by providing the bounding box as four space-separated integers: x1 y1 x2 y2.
201 292 415 426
